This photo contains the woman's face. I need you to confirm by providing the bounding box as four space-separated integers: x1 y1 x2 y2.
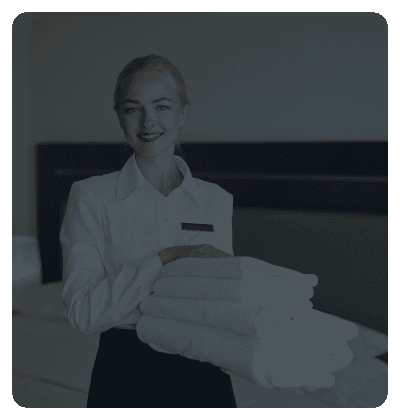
118 71 187 156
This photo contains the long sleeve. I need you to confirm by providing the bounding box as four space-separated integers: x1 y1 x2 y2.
214 192 234 256
60 182 163 335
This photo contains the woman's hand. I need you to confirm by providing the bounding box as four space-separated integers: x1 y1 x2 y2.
159 244 232 266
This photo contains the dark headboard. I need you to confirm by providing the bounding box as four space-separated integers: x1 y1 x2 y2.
36 141 387 285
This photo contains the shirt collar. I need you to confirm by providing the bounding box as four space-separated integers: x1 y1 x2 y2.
117 153 204 205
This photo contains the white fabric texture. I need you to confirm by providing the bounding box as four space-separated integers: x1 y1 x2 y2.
60 153 233 334
139 256 387 407
12 236 42 289
228 324 387 407
13 283 100 406
136 256 360 390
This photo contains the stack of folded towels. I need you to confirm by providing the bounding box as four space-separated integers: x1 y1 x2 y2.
137 256 359 391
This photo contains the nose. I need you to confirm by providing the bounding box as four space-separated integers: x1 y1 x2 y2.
141 108 157 128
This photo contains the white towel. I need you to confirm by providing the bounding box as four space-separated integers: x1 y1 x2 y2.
140 295 313 339
158 256 318 306
137 256 359 389
161 256 317 282
229 325 387 407
140 294 359 343
136 314 356 389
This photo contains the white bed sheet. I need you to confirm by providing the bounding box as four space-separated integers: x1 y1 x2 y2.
12 281 100 408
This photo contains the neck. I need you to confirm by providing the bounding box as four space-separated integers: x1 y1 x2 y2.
135 147 181 194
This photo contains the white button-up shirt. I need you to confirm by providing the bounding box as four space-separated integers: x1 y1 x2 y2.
60 154 233 335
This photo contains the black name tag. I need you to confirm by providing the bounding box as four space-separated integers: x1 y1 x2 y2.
181 222 214 232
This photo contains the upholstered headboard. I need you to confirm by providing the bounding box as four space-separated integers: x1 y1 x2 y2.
36 141 387 287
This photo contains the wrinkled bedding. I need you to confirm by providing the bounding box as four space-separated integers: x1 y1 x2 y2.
12 282 100 408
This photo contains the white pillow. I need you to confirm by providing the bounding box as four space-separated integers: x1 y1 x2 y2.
13 236 42 289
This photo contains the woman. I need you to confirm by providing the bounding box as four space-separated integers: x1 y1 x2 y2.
60 54 237 408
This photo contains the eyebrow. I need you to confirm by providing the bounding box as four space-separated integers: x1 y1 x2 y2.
123 97 173 105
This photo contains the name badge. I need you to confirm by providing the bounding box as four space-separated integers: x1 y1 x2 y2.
181 222 214 232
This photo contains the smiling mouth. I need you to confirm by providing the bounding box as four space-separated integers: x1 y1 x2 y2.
138 133 164 142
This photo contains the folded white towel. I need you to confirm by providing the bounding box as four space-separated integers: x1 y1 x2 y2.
137 256 359 390
140 295 310 339
137 257 388 408
136 314 355 389
140 295 358 343
230 325 387 407
161 256 317 283
159 257 318 306
153 275 315 304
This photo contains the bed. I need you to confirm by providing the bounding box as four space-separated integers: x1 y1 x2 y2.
12 141 388 407
12 281 100 408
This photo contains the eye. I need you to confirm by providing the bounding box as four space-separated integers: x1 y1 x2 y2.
124 108 138 114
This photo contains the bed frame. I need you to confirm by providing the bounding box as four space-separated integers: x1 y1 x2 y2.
36 141 387 286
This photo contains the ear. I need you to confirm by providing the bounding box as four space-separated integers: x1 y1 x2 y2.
179 104 189 128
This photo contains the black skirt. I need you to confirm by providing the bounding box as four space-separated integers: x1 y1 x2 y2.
86 327 237 408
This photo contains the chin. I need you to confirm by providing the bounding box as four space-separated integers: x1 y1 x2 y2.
134 143 176 157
